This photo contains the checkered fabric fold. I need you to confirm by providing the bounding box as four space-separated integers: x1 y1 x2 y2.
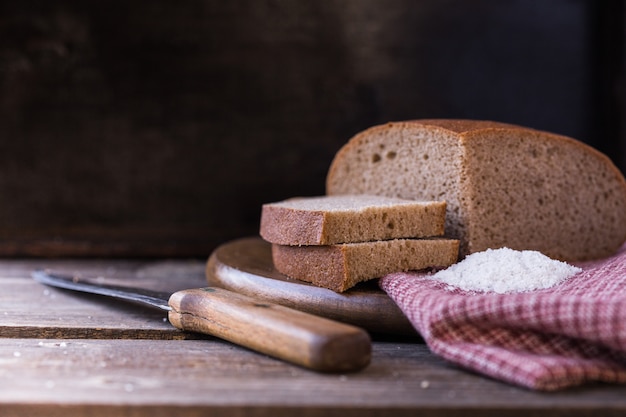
379 244 626 391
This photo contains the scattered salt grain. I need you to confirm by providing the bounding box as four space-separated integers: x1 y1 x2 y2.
430 247 582 294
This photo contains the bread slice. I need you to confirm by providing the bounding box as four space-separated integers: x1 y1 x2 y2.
260 195 446 245
272 238 459 292
326 119 626 261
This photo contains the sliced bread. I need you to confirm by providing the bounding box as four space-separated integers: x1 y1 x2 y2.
260 195 446 245
272 238 459 292
326 119 626 261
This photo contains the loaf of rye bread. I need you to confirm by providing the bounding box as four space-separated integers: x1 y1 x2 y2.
326 119 626 261
271 238 459 293
260 195 446 245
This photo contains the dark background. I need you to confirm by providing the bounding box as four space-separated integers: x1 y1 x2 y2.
0 0 624 257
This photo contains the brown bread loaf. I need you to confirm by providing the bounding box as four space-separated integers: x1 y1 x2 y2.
326 119 626 261
272 238 459 292
260 195 446 245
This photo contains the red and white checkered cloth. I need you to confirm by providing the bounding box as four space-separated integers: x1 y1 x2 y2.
379 243 626 391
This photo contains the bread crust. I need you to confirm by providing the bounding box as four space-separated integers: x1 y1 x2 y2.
260 195 446 245
272 238 460 292
326 119 626 261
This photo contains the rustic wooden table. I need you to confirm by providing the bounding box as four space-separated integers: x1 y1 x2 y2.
1 258 625 416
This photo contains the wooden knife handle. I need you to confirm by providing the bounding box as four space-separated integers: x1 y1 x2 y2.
167 287 371 373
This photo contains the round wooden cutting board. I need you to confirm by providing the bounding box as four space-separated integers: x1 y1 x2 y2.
205 237 416 335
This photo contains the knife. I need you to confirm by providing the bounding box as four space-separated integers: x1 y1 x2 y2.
31 270 371 372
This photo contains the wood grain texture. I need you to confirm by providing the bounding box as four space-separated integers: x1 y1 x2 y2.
168 287 371 372
206 237 416 335
1 259 625 415
0 258 208 339
0 339 625 417
0 1 617 257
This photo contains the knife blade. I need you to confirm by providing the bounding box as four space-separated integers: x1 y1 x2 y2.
32 270 371 373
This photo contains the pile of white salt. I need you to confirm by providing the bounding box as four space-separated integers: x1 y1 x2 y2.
430 247 582 294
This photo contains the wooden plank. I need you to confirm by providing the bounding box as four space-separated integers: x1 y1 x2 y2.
0 259 209 339
1 259 625 416
0 339 624 417
0 1 611 259
0 230 219 258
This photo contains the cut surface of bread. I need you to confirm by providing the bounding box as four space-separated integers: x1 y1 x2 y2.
260 195 446 245
326 119 626 261
272 238 459 292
